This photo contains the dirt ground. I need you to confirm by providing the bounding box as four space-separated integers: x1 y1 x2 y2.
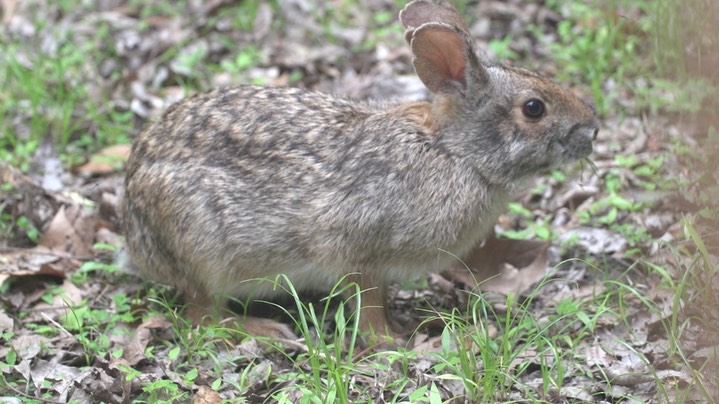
1 0 717 402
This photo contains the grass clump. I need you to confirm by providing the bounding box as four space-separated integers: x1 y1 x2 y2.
0 37 133 171
543 0 716 118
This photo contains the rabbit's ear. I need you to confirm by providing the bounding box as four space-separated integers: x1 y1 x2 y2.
410 23 488 97
400 0 467 44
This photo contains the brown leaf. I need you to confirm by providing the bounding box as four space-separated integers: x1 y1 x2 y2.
478 244 549 295
30 358 82 400
192 386 223 404
22 280 86 328
139 314 173 330
0 311 13 333
94 227 123 254
38 205 96 258
0 250 69 288
444 229 550 295
551 183 599 211
410 334 443 352
74 366 126 403
59 280 84 305
13 334 48 361
123 326 152 366
72 144 131 177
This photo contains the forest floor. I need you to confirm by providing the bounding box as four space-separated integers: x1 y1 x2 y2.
0 0 717 402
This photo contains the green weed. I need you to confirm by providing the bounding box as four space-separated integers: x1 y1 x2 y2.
499 202 554 241
489 36 519 61
543 1 643 115
0 36 132 171
651 0 718 80
544 0 714 117
268 274 366 402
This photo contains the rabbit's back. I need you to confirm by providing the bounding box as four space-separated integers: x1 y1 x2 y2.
123 86 505 298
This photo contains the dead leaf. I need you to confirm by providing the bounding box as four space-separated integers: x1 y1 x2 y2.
559 227 627 255
444 230 550 295
38 205 96 258
480 246 549 295
73 366 127 403
583 343 611 369
13 334 48 361
94 227 123 256
30 357 82 400
0 311 13 333
139 314 173 330
558 386 593 402
0 250 68 289
72 144 131 177
410 334 443 352
192 386 223 404
123 325 152 366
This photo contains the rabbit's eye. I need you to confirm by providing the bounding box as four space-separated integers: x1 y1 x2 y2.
522 99 545 118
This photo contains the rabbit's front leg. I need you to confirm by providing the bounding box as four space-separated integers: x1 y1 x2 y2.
183 291 217 325
346 273 402 346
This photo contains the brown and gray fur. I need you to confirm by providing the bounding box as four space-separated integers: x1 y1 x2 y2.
122 0 599 341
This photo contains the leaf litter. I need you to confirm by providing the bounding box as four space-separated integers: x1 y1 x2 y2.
0 0 717 402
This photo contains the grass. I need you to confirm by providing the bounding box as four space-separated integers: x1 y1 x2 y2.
0 0 713 171
121 273 600 402
1 0 717 401
541 0 716 118
651 0 718 80
1 246 714 401
0 37 133 171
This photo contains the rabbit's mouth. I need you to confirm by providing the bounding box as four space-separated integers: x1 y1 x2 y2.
559 126 595 161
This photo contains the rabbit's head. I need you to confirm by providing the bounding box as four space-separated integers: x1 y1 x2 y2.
400 0 598 186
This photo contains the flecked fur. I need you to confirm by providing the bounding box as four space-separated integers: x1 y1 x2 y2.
122 0 599 341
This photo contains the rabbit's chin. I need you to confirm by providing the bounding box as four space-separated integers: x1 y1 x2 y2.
538 139 593 174
506 152 587 186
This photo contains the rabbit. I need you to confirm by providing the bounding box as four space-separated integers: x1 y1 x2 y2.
121 0 599 344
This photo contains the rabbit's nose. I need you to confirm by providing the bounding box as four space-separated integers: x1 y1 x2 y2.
592 127 599 140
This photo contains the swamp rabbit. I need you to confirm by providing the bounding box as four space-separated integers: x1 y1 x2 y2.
121 0 599 343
